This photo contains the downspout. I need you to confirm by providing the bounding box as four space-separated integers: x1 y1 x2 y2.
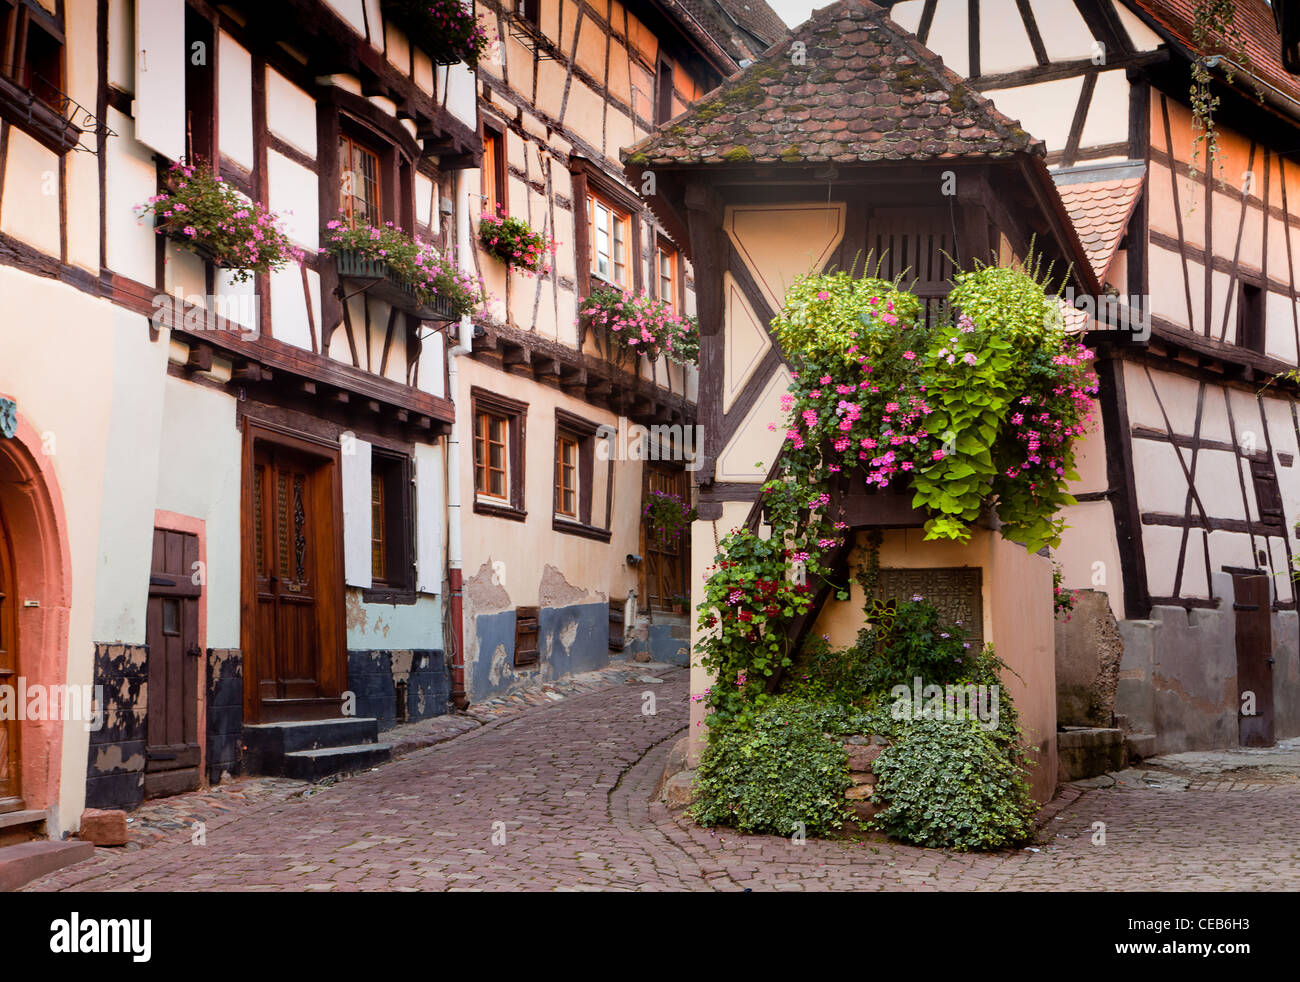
447 167 473 709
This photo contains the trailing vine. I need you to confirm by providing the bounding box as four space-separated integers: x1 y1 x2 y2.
1189 0 1261 183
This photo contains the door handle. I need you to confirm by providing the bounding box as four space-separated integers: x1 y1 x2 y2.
187 644 202 658
1267 657 1275 665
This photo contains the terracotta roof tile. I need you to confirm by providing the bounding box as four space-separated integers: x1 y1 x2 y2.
1054 173 1145 282
1133 0 1300 105
623 0 1041 168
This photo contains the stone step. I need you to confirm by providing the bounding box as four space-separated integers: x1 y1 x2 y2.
1058 727 1127 783
281 743 393 781
1126 733 1157 761
0 809 46 833
0 840 95 891
241 718 381 773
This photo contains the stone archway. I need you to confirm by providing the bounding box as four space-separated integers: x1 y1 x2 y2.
0 410 72 814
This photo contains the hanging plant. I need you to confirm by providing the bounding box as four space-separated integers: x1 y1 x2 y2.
579 285 699 365
767 257 1098 552
1189 0 1262 182
381 0 491 67
478 210 555 274
323 216 480 318
642 489 696 550
137 159 303 281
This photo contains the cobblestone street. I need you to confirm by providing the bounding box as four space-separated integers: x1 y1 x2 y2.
23 670 1300 892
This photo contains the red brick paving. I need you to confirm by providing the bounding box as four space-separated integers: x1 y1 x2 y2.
24 669 1300 891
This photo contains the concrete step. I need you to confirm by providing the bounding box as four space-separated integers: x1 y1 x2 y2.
242 717 383 775
1126 733 1157 761
0 840 95 891
1058 727 1127 782
281 743 393 781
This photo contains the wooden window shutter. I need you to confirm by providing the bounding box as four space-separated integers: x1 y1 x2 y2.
134 0 187 162
1250 459 1285 531
514 606 539 666
340 437 373 588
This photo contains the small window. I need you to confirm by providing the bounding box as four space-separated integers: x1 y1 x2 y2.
369 451 413 595
655 59 675 126
482 125 505 215
656 241 678 310
340 133 382 228
472 388 527 519
516 0 540 27
552 410 612 541
474 411 509 500
1 2 64 110
1238 282 1265 353
588 192 630 287
555 434 579 518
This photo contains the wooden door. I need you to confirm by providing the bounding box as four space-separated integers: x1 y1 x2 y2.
246 437 344 723
144 528 201 798
0 508 21 810
642 465 689 611
1233 573 1275 747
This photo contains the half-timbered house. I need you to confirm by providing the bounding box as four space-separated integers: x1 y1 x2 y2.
626 0 1104 801
872 0 1300 752
1 0 479 844
451 0 781 700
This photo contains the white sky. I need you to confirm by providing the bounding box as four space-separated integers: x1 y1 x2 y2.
763 0 822 29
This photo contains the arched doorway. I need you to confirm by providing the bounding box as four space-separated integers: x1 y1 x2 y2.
0 410 71 814
0 504 19 807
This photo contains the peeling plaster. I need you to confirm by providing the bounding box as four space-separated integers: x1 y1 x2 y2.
346 591 368 632
539 564 598 606
465 560 512 611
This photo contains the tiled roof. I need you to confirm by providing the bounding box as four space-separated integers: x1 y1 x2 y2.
1053 162 1146 283
624 0 1042 167
669 0 788 69
1130 0 1300 105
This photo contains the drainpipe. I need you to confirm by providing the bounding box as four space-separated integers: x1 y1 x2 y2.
446 167 473 709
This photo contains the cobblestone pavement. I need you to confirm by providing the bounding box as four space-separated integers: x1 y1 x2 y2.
24 671 1300 891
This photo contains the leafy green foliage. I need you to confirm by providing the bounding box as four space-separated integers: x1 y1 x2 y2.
691 697 889 837
871 712 1037 851
767 258 1097 552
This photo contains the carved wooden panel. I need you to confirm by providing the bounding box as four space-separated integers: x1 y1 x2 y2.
876 567 984 648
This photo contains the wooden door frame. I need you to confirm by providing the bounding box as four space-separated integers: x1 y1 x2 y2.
240 420 347 725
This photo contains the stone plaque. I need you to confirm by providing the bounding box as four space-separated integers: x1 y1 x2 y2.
875 567 983 648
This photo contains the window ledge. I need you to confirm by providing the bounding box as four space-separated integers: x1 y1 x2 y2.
0 75 81 154
474 498 527 522
552 516 612 542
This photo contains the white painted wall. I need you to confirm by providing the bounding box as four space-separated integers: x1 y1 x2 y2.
218 32 255 172
153 374 243 648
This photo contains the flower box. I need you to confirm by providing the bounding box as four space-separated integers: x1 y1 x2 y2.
380 0 490 67
333 248 461 322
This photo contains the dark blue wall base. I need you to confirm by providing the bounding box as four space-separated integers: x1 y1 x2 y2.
346 649 449 731
625 615 691 666
206 648 243 783
469 602 610 700
84 642 148 811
